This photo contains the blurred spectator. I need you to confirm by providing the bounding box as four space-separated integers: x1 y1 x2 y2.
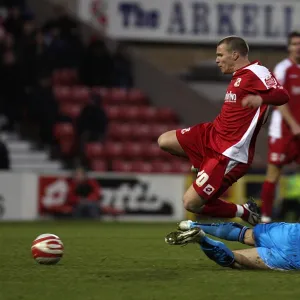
68 166 101 219
113 43 133 88
43 5 79 41
79 38 114 86
0 140 10 169
27 72 58 147
43 5 82 68
4 6 23 38
0 50 24 131
76 92 108 143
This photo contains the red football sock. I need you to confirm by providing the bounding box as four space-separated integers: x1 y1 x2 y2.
201 198 238 218
261 181 276 217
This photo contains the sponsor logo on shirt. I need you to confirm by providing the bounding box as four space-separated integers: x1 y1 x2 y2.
265 75 277 88
224 91 237 103
203 184 215 195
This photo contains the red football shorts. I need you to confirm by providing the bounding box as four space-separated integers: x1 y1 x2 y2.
176 123 250 201
268 136 300 165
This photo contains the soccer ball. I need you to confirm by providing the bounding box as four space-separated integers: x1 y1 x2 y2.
31 233 64 265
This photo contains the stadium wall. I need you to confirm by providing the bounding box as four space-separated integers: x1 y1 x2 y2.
0 172 186 221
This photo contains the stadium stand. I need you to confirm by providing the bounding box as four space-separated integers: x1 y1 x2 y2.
0 1 187 173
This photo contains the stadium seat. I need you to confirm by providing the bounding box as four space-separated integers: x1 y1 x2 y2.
104 141 124 158
121 106 140 121
53 123 75 140
85 142 106 159
59 138 75 156
131 123 152 140
105 106 120 121
139 106 158 122
53 69 79 86
152 160 173 173
59 103 82 119
110 88 128 105
171 160 191 173
150 124 170 140
92 86 111 104
107 122 132 141
157 107 178 123
71 86 90 104
53 86 72 103
90 159 108 172
131 160 153 173
112 160 133 172
144 143 162 158
123 142 144 158
128 89 147 105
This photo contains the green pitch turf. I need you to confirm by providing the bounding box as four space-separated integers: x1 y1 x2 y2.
0 221 299 300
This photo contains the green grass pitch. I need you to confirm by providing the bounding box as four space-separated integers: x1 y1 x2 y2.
0 221 299 300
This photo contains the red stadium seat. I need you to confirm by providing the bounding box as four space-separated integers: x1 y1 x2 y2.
171 160 191 173
53 123 75 140
131 123 151 140
156 107 178 123
105 106 120 121
128 89 147 105
104 141 124 158
71 86 90 104
92 87 111 104
150 124 170 140
107 122 132 141
139 106 158 122
152 160 173 173
112 160 133 172
59 139 75 156
144 143 162 158
53 86 72 103
122 142 144 158
85 142 106 159
90 159 108 172
59 103 82 119
131 160 153 173
121 106 140 121
110 88 128 105
53 69 79 86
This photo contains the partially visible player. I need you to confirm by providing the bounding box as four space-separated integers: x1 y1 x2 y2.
158 36 290 225
165 220 300 271
261 31 300 223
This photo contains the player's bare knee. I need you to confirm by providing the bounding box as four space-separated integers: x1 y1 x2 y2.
183 194 204 213
157 132 170 151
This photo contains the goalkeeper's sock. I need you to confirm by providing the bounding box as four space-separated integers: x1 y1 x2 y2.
199 235 235 267
192 222 248 243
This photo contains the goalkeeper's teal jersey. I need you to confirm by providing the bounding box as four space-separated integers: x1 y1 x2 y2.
254 223 300 270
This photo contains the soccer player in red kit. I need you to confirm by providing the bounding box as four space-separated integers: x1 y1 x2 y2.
261 32 300 223
158 36 290 225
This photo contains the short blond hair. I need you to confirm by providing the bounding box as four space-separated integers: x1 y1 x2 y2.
218 36 249 57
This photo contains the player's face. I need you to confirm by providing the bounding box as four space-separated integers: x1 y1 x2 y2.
289 37 300 62
216 43 235 74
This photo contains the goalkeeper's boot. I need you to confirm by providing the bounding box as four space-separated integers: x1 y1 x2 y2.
165 228 205 245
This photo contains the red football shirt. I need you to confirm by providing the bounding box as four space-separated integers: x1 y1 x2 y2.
269 58 300 138
206 61 279 164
